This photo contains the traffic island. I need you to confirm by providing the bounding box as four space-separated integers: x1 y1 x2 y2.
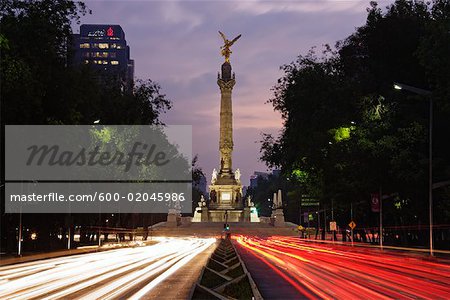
191 237 262 300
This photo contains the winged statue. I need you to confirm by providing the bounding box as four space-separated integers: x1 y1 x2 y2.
219 31 241 63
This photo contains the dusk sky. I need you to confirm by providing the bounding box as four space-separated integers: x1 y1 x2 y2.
77 0 394 185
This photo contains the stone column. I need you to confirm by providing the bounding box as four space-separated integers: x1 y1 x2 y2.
217 62 235 175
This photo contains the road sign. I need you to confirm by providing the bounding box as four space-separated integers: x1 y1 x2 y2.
330 221 337 231
348 221 356 229
301 195 320 207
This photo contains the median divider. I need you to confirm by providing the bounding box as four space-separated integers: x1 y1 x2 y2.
190 237 263 300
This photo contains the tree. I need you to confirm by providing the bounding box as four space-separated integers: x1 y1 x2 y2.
1 1 171 126
260 0 450 247
0 0 173 252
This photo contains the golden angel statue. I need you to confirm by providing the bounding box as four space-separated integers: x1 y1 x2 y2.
219 31 241 63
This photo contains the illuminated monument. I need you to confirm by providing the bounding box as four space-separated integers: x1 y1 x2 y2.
193 32 259 222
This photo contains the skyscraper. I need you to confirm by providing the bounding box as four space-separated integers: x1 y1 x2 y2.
72 24 134 91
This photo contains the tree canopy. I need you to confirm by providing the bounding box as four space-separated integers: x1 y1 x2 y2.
0 0 171 125
260 0 450 246
0 0 174 252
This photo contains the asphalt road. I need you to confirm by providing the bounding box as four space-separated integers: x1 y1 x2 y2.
0 237 215 300
235 236 450 299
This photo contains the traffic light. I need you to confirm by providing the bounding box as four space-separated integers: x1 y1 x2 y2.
224 223 230 231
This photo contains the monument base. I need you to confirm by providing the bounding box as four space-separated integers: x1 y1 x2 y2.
209 209 243 222
167 209 181 227
208 181 243 211
249 207 260 222
272 208 285 227
192 206 260 223
192 209 245 222
192 207 201 222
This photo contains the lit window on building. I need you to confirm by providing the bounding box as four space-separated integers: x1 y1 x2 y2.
99 43 109 49
92 52 108 58
80 43 90 48
84 60 89 64
111 43 123 49
111 61 119 65
102 60 108 65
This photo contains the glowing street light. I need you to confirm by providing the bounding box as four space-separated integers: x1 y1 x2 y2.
394 82 433 256
393 82 431 96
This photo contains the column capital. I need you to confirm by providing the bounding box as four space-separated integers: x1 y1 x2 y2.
217 78 235 92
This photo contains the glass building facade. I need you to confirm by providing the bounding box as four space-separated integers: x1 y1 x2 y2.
72 24 134 91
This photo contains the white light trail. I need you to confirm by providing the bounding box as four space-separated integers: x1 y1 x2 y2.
0 237 215 299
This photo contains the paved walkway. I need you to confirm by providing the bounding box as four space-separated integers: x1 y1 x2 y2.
141 242 217 300
235 242 302 299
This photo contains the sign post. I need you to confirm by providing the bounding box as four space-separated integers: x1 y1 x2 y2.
350 203 353 246
371 190 383 249
330 221 337 242
379 187 383 250
349 220 356 246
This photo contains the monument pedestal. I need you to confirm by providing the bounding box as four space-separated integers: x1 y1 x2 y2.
201 207 209 222
207 173 244 222
243 207 251 222
249 206 260 222
272 208 285 227
167 209 180 227
207 209 242 222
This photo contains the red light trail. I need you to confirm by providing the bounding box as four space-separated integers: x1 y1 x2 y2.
235 236 450 299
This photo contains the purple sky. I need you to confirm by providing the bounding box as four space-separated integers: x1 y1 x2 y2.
78 0 393 185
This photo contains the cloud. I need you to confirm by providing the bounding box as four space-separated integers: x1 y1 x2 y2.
233 0 368 15
78 0 387 183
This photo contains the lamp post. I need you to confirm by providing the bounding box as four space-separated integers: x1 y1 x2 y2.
394 82 433 255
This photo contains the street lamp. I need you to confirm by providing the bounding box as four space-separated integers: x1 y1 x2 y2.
393 82 433 255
